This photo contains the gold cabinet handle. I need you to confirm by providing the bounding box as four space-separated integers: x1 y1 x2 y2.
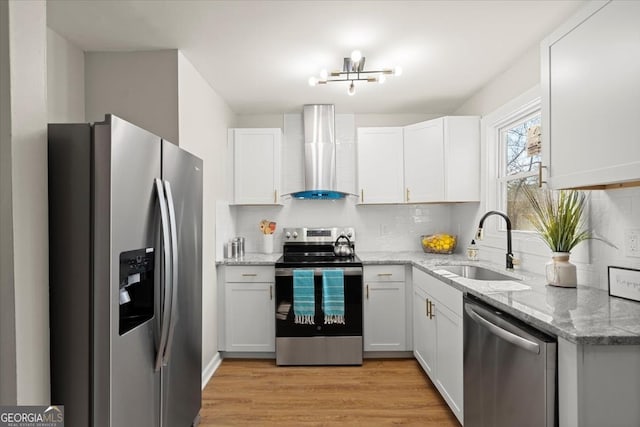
366 284 369 299
270 285 273 300
406 188 410 202
535 161 548 188
241 273 257 277
428 300 435 319
360 189 364 202
377 273 393 277
274 189 278 203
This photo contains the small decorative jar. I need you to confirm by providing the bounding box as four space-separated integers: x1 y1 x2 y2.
545 252 577 287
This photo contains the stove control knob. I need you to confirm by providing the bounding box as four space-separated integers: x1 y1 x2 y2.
285 231 291 239
292 231 298 239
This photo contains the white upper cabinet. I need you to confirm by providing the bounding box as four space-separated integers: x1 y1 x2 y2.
404 119 445 202
358 117 479 205
541 0 640 189
229 128 282 204
404 117 480 203
357 127 405 204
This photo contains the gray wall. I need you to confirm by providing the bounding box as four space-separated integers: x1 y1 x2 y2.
177 51 236 379
85 50 179 143
0 0 17 405
454 43 540 116
47 28 84 123
0 0 50 405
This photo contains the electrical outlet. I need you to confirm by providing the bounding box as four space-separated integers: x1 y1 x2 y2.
625 229 640 258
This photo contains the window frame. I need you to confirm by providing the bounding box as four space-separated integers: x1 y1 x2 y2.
481 86 589 263
497 107 541 233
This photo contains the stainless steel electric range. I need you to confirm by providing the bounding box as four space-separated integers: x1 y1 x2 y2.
274 227 363 366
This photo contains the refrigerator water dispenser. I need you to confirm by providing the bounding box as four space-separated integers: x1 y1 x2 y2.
119 248 155 335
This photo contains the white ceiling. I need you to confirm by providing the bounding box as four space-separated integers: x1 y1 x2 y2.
47 0 585 115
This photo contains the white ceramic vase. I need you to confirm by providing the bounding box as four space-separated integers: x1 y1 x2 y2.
545 252 577 287
262 233 274 254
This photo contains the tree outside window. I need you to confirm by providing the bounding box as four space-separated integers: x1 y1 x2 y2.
498 112 541 231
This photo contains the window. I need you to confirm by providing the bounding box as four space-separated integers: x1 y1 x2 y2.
497 110 541 231
482 87 589 264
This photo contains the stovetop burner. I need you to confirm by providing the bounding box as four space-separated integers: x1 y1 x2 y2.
276 227 362 268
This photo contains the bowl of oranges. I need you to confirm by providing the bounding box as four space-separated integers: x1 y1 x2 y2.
421 234 457 254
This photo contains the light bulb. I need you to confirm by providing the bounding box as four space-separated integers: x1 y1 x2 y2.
347 81 356 96
378 74 386 84
393 66 403 76
308 76 318 86
319 69 328 81
350 50 362 63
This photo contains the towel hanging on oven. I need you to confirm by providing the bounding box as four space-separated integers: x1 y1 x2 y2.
293 269 315 324
322 270 345 325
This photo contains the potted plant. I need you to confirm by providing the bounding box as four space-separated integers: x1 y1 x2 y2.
523 188 609 287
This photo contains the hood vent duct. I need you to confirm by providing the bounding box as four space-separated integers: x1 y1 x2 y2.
291 104 348 200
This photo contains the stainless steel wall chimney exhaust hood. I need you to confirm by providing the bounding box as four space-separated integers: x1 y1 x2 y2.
291 104 349 199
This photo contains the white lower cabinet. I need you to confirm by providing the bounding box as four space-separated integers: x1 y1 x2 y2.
363 265 408 352
412 267 463 424
413 284 436 376
222 266 275 352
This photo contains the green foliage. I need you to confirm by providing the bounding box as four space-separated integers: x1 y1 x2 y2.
523 188 597 253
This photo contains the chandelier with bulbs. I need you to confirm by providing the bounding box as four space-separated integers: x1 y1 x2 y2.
308 50 402 96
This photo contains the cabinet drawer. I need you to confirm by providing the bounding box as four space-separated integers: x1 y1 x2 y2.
225 266 274 283
413 268 462 317
428 275 462 317
364 265 405 282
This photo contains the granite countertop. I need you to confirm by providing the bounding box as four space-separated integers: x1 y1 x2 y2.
218 251 640 345
216 252 282 265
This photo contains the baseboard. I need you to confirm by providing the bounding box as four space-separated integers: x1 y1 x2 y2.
364 351 414 359
201 352 222 389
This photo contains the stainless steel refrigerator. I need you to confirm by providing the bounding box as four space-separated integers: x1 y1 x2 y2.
48 114 203 427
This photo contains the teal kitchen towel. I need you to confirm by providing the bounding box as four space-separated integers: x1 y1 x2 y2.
293 269 315 324
322 269 345 325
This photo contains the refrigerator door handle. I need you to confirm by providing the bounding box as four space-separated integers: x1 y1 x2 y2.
464 303 540 354
162 180 180 366
154 178 173 371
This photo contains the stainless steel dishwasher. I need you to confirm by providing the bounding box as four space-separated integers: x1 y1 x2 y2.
463 294 557 427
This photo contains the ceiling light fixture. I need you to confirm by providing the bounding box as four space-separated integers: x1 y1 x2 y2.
308 50 401 96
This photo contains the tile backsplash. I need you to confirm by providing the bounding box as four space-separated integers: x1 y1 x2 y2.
230 197 477 255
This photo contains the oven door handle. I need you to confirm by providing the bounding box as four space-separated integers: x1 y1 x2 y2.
275 267 363 276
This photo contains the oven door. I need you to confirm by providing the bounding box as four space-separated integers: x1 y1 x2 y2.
275 267 363 337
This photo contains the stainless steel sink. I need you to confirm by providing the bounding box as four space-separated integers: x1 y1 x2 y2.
439 265 515 281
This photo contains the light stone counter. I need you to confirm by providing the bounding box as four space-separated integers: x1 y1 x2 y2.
218 250 640 344
216 252 282 266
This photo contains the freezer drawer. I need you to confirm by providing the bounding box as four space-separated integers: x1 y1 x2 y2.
463 295 557 427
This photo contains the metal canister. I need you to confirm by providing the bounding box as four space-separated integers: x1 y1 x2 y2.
229 239 239 259
237 237 245 257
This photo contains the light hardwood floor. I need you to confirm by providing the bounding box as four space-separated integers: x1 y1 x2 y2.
200 358 460 426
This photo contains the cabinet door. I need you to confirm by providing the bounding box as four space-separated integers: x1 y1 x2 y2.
232 128 281 204
357 127 404 204
444 116 480 201
363 281 406 351
542 1 640 189
224 282 275 352
413 285 435 378
434 302 463 423
403 119 445 203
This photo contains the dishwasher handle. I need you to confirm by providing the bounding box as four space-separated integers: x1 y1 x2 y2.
465 304 540 354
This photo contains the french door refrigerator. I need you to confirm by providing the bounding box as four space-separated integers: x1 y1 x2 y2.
48 114 203 427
